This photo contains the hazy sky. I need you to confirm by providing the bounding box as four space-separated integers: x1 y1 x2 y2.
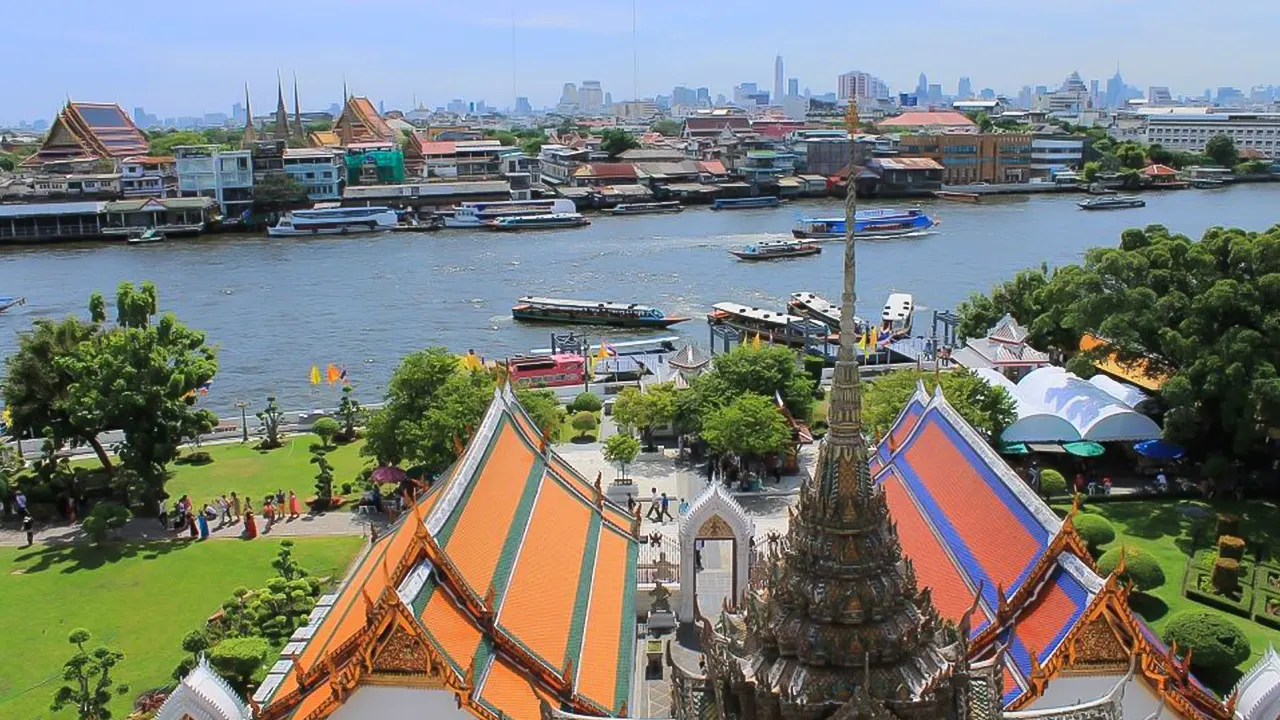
5 0 1279 123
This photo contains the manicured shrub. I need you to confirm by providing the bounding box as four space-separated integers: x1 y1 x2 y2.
1095 545 1166 592
570 411 598 438
82 503 130 544
1040 469 1067 496
1218 535 1245 561
1072 513 1115 552
208 636 272 692
1212 558 1241 594
571 392 602 413
1216 513 1240 539
311 417 340 447
1161 611 1251 670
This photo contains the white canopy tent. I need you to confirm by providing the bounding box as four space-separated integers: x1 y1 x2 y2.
1087 374 1153 412
1016 367 1161 442
974 368 1082 443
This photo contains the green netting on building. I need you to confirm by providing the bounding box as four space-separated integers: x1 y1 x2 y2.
345 150 405 184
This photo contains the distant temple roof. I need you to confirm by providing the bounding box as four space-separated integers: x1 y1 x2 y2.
255 385 638 720
953 314 1051 370
156 655 250 720
21 102 149 168
877 110 977 129
332 95 394 146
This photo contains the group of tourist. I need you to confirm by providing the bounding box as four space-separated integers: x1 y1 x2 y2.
6 490 35 547
625 488 692 526
159 489 301 540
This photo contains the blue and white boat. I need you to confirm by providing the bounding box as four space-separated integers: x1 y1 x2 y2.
712 196 781 210
0 296 25 314
268 206 400 237
792 208 937 239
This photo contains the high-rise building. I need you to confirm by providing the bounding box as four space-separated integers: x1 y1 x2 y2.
603 91 612 108
957 76 972 99
928 83 943 104
1089 79 1100 107
672 86 698 106
838 71 887 101
1105 70 1124 108
133 106 147 125
787 77 799 98
732 82 758 105
715 92 726 106
559 83 578 107
1018 85 1033 108
774 54 784 105
579 80 603 111
1148 86 1173 105
915 72 929 98
514 96 532 115
697 87 710 106
979 88 996 101
232 102 244 125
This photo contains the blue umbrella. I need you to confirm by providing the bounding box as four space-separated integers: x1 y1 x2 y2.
1133 439 1184 460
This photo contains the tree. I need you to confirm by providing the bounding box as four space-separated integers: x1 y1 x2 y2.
1146 143 1173 166
361 348 494 471
521 138 545 155
1205 134 1239 168
172 630 210 681
1096 545 1166 592
861 369 1016 443
208 637 271 694
700 393 791 475
1040 469 1067 496
612 383 677 450
494 131 517 147
571 392 603 413
599 128 639 159
252 172 308 211
570 411 598 439
955 262 1083 353
515 388 564 437
1114 142 1148 170
272 539 308 581
1072 513 1115 554
257 396 285 450
1082 161 1101 182
147 130 207 156
82 503 129 544
679 345 815 436
311 417 339 448
51 628 129 720
305 119 332 133
602 433 641 479
56 282 217 503
1161 611 1250 670
651 118 682 137
335 385 363 441
311 449 334 507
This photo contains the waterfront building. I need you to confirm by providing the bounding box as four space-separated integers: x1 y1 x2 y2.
403 137 515 180
1029 134 1084 179
537 144 592 184
21 101 149 171
101 197 218 235
1141 108 1280 159
736 149 796 183
898 132 1032 184
332 95 394 146
119 155 177 198
0 202 107 241
681 108 752 142
174 145 254 218
8 173 122 199
855 156 944 196
569 162 639 188
282 148 343 201
877 110 976 133
249 385 638 720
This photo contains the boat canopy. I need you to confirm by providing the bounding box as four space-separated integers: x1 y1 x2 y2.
518 296 659 313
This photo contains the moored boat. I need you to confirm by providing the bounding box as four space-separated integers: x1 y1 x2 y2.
267 206 399 237
730 239 822 261
608 201 683 215
1077 196 1145 210
0 296 25 314
506 354 585 388
788 291 865 331
708 302 831 347
127 228 166 245
1190 177 1226 189
485 213 590 231
511 297 688 328
712 196 780 210
881 292 914 339
933 190 981 203
443 199 577 228
792 208 937 239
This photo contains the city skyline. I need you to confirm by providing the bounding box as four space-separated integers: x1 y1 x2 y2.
4 0 1280 124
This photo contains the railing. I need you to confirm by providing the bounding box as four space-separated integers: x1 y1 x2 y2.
637 532 681 584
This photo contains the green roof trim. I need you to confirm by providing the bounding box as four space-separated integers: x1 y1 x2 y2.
489 454 546 609
613 535 639 713
563 510 602 671
410 577 435 618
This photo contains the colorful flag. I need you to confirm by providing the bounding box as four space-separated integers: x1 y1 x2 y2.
595 341 612 362
326 364 342 385
309 364 322 385
2 406 10 426
870 327 879 349
751 333 763 350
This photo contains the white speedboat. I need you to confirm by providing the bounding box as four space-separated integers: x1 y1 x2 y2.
443 199 577 228
267 206 399 237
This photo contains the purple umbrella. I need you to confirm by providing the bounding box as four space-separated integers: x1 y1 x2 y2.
372 466 407 484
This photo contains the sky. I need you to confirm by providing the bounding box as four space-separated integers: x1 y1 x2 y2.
4 0 1279 124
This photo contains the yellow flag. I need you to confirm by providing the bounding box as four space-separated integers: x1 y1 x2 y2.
596 340 611 362
309 364 322 385
1 406 9 426
870 327 879 349
751 333 763 350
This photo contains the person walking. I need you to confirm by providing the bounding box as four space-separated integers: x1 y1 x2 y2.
219 495 233 524
230 492 241 521
243 509 258 539
22 515 34 548
659 493 674 523
14 490 28 517
288 490 300 520
645 487 661 522
157 497 169 529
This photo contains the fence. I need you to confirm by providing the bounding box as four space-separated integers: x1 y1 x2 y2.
637 532 681 585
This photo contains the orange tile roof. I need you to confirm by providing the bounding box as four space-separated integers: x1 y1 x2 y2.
350 96 393 140
498 478 594 669
420 141 457 155
477 656 552 719
287 683 334 720
1078 333 1167 390
421 586 484 674
575 526 633 712
545 454 633 531
878 111 976 128
1015 570 1088 659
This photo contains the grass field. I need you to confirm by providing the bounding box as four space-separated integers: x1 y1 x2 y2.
1071 499 1280 693
0 536 363 720
165 435 370 508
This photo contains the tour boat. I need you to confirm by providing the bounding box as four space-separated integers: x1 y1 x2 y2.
506 354 585 389
485 213 590 231
391 215 444 232
267 206 399 237
443 199 577 228
933 190 981 203
608 201 684 215
511 297 689 328
0 296 25 314
712 196 780 210
707 302 831 347
730 239 822 261
792 208 937 239
1190 177 1226 189
126 228 165 245
1077 196 1145 210
881 292 915 339
787 292 866 332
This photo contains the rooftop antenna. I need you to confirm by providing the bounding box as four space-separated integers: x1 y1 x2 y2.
632 0 639 101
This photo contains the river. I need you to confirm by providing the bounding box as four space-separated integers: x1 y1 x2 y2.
1 184 1277 415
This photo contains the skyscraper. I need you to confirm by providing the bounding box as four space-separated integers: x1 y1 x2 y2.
774 54 784 105
672 86 698 106
788 78 799 98
514 96 532 115
696 87 710 106
1105 70 1124 108
579 80 603 111
838 71 887 101
915 72 929 98
559 83 578 106
957 76 972 99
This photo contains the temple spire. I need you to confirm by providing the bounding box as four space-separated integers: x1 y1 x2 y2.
241 83 256 147
273 71 289 141
292 72 304 140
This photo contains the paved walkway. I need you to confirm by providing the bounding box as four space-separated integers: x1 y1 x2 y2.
0 509 390 547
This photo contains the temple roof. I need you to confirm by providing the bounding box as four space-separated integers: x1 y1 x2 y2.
334 96 394 146
256 385 637 720
1231 644 1280 720
157 655 251 720
21 102 149 168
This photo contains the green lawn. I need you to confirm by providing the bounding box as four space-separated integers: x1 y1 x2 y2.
1070 499 1280 693
558 411 601 444
0 535 363 720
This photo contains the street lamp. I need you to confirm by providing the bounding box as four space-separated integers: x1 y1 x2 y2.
235 401 250 443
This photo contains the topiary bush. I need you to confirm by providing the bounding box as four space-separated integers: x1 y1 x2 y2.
1216 513 1240 539
1040 469 1067 496
1212 558 1241 595
571 392 602 413
1161 610 1251 670
1072 514 1115 554
82 502 130 544
208 636 272 693
311 417 340 448
570 411 598 439
1218 535 1245 561
1095 545 1166 592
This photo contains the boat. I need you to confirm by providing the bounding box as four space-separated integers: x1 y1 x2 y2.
881 292 914 339
443 199 577 228
126 228 165 245
730 239 822 261
708 302 831 348
1085 183 1117 195
529 336 681 357
485 213 590 231
0 296 25 314
607 201 684 215
1077 196 1145 210
267 206 399 237
506 354 585 389
934 190 981 203
791 208 937 239
511 297 689 328
712 196 780 210
391 215 444 232
1190 177 1227 189
787 292 865 331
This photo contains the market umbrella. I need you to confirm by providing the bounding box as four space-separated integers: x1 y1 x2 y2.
999 442 1031 455
1062 441 1105 457
1133 439 1184 460
371 466 407 484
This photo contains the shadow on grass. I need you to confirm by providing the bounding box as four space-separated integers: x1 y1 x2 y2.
570 435 597 445
174 453 215 467
12 539 192 575
1128 592 1169 624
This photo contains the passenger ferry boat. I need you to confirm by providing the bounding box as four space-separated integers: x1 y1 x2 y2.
485 213 590 231
787 292 866 332
267 206 399 237
443 199 577 228
1077 196 1145 210
712 196 780 210
730 239 822 261
791 208 937 239
708 302 831 347
608 201 683 215
506 354 585 389
881 292 915 339
511 297 689 328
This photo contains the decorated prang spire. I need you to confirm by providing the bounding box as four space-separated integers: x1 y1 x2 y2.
240 83 256 147
273 71 290 141
292 72 304 140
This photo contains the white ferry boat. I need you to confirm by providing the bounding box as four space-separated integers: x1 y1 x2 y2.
267 206 399 237
788 291 865 331
443 199 577 228
485 213 590 231
881 292 915 338
707 302 831 347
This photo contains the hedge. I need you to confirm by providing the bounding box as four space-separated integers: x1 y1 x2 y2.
208 636 272 692
571 392 602 413
1072 514 1115 552
1040 469 1067 496
1096 545 1166 591
1219 535 1246 561
1161 611 1251 670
